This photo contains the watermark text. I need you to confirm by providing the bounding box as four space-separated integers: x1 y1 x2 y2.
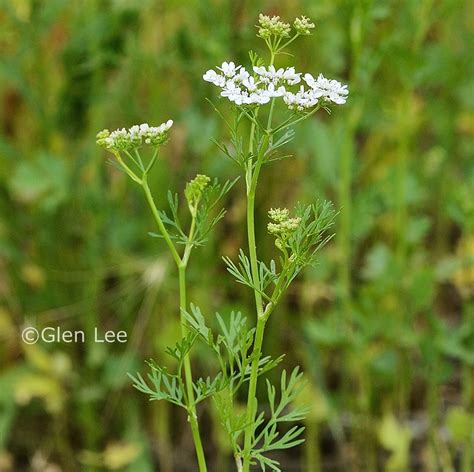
21 326 127 345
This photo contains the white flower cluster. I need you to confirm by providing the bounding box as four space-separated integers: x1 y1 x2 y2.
203 61 348 110
96 121 173 151
253 65 301 86
203 62 295 106
303 73 349 105
283 87 319 111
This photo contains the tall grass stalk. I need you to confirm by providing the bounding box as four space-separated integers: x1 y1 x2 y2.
341 4 369 470
461 301 473 472
304 420 320 472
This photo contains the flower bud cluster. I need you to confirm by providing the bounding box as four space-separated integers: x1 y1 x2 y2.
267 208 301 235
268 208 289 222
185 174 211 205
293 16 315 35
257 14 291 39
96 121 173 152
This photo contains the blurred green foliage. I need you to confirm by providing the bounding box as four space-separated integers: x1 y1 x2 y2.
0 0 472 471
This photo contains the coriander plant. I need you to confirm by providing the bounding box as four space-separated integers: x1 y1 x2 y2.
96 13 348 472
96 121 233 471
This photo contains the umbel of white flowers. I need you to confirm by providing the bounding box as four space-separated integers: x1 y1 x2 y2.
203 14 347 110
96 120 173 152
203 63 348 110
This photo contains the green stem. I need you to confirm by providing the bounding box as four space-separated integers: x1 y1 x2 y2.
338 125 352 316
141 177 206 471
182 212 197 266
277 33 300 54
242 110 265 132
114 152 142 184
155 402 172 472
124 150 142 171
242 134 270 471
242 316 267 471
178 265 207 472
267 99 276 131
141 178 182 267
271 104 320 135
304 419 320 472
246 133 270 314
462 301 473 472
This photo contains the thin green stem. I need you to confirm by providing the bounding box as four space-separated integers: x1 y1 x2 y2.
183 212 197 266
338 125 352 315
114 152 142 184
269 48 275 66
242 109 265 132
462 301 473 472
267 99 276 131
124 150 142 170
277 33 300 53
134 149 145 171
270 265 290 307
245 121 256 190
145 147 159 174
141 177 182 267
141 177 206 470
155 402 172 472
242 316 267 471
242 133 270 471
246 134 270 312
271 114 297 135
271 104 320 135
178 265 207 472
304 419 320 472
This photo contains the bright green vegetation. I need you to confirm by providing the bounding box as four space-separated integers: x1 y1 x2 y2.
0 1 472 471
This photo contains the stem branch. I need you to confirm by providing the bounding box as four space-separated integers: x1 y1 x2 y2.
141 177 207 471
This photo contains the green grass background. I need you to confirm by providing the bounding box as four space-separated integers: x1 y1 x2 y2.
0 0 472 470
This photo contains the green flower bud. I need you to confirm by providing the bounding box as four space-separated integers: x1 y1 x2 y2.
283 217 301 232
293 16 315 35
257 14 291 39
267 222 283 235
96 121 173 153
185 174 211 206
96 129 111 148
268 208 290 223
267 208 301 238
